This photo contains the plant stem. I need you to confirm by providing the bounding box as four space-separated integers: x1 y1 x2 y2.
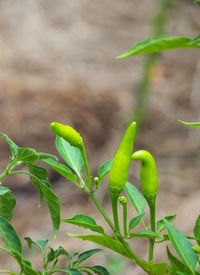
147 196 156 262
110 192 120 233
90 193 116 232
90 193 150 274
81 146 93 191
0 272 16 275
123 201 127 236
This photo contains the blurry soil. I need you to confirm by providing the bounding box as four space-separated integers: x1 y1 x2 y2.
0 0 200 274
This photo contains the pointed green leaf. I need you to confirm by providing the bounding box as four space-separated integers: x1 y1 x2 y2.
125 182 147 214
98 159 113 180
56 136 83 179
68 233 132 259
27 163 49 207
24 236 48 257
0 186 16 221
129 230 161 240
164 219 198 274
136 259 169 275
28 173 61 237
117 36 200 59
47 246 69 263
128 213 145 232
43 158 77 183
38 152 58 161
167 246 190 273
189 35 200 45
0 217 22 255
178 120 200 127
62 215 104 234
84 265 111 275
194 215 200 246
76 248 103 264
157 215 177 233
39 181 61 238
53 269 82 275
16 148 39 162
0 133 18 158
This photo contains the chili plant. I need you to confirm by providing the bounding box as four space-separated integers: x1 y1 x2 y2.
0 133 110 275
42 121 200 275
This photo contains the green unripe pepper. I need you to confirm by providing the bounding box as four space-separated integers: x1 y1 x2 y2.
109 122 137 197
108 122 136 232
131 150 158 202
50 122 83 149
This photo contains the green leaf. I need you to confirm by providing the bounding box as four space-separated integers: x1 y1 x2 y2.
56 136 83 179
178 120 200 127
43 158 77 184
140 260 169 275
47 246 69 264
16 147 39 162
167 246 190 273
38 152 58 161
84 265 111 275
116 36 200 59
53 269 82 275
0 186 16 221
62 215 104 234
39 181 61 238
98 159 113 180
27 163 49 207
24 237 48 256
76 248 103 264
194 215 200 246
129 230 161 240
164 219 198 274
28 173 61 237
128 213 145 232
125 182 147 214
0 247 38 275
22 259 39 275
68 233 132 259
0 217 22 255
0 133 18 158
157 215 177 233
189 35 200 45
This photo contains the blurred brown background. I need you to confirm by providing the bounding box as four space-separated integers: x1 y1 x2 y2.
0 0 200 274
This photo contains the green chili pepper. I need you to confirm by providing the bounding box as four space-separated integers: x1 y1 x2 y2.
132 150 158 260
50 122 83 149
109 122 137 197
131 150 158 201
108 122 136 232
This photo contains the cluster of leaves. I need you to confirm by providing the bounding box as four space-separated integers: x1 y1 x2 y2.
48 134 200 274
0 133 110 275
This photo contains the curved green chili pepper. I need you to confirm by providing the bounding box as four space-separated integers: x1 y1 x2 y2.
108 122 136 232
50 122 83 149
132 150 158 261
109 122 137 197
131 150 158 201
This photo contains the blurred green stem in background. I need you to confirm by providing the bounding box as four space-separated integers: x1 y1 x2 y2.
128 0 176 129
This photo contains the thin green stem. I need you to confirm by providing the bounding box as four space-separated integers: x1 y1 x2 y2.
0 272 16 275
90 193 149 274
147 196 156 262
110 192 120 233
123 201 127 236
80 146 93 191
90 193 115 232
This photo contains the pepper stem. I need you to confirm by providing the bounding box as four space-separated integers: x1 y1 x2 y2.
146 195 156 262
110 191 121 233
80 146 93 191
